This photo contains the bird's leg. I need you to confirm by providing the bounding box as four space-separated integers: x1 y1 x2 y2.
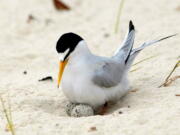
99 102 108 115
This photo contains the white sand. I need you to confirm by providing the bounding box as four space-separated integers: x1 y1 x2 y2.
0 0 180 134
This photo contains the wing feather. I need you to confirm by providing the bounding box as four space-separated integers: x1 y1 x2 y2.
92 61 124 88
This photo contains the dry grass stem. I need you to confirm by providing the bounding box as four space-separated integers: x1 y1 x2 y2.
0 96 15 135
132 55 158 66
130 67 141 72
159 60 180 87
130 55 158 72
114 0 126 33
130 89 139 92
159 75 180 87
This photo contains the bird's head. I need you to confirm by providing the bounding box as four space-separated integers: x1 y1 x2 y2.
56 32 83 88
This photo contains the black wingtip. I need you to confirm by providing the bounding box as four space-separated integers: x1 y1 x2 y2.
129 20 134 31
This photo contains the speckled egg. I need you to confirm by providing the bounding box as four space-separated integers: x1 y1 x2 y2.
70 104 94 117
65 102 77 116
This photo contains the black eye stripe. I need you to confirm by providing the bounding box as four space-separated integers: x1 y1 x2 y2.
64 49 71 61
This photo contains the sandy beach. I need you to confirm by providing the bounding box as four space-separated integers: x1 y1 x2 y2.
0 0 180 134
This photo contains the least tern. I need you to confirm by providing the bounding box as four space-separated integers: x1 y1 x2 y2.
56 21 175 110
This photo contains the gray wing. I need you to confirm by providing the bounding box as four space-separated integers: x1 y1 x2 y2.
92 61 125 88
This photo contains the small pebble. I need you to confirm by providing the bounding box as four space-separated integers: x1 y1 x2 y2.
23 71 27 75
27 14 36 23
55 123 59 127
88 126 97 132
104 33 110 38
119 111 123 114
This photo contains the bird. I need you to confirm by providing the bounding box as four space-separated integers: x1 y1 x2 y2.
56 21 175 111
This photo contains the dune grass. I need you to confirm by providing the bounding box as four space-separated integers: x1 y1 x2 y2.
159 60 180 87
132 55 158 66
130 67 142 72
0 95 15 135
114 0 126 34
130 55 158 72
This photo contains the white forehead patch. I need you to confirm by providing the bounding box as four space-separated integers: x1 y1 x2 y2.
59 48 70 61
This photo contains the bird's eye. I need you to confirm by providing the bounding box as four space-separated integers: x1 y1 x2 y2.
59 48 70 61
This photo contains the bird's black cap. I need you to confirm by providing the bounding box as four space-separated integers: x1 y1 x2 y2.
56 32 83 53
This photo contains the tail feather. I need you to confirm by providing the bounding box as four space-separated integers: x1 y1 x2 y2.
113 20 135 64
125 34 177 69
131 34 177 55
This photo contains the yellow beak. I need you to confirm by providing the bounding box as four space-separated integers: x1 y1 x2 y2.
57 60 68 88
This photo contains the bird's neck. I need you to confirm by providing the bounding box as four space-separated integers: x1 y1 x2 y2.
69 40 92 61
72 41 92 57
